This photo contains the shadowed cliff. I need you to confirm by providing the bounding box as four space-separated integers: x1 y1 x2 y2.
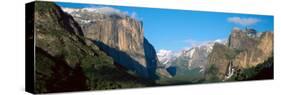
31 1 153 93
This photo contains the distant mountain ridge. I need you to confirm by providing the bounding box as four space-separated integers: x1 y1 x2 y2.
157 39 226 71
156 27 273 83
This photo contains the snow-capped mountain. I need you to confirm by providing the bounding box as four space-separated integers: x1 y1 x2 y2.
62 7 134 25
62 7 128 18
182 41 217 71
157 39 226 73
157 49 177 65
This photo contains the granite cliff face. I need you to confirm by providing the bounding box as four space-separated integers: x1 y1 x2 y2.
63 8 158 79
229 28 273 68
32 2 150 93
207 28 273 80
207 43 233 80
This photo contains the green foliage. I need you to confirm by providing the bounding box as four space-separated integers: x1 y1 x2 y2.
224 51 235 60
35 49 55 93
35 1 56 14
230 57 273 81
35 47 89 93
86 63 146 90
204 64 220 82
224 48 242 60
234 48 244 54
157 68 203 85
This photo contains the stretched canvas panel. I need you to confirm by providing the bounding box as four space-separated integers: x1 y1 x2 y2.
26 1 274 94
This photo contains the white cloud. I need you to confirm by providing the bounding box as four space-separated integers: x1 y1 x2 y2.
227 17 260 26
87 7 128 17
86 7 140 20
157 49 173 57
63 7 139 20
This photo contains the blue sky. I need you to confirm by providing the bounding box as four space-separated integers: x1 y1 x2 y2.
56 2 274 52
